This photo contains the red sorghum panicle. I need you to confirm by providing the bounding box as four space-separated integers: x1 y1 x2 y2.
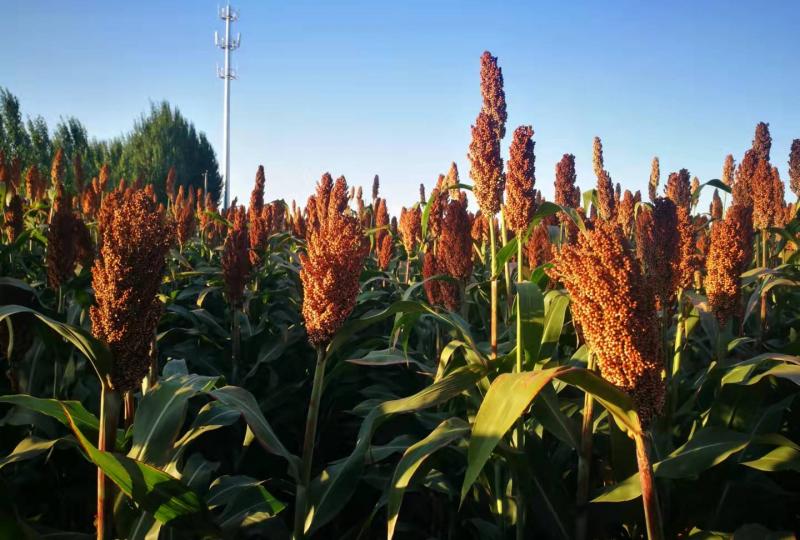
375 197 390 248
710 189 723 220
673 207 699 291
722 154 735 187
789 139 800 198
636 198 680 310
526 221 552 269
752 122 771 162
91 187 173 392
733 150 759 207
372 175 380 202
504 125 536 233
479 51 507 140
593 137 615 220
300 175 369 346
439 199 473 282
666 169 692 212
706 204 754 324
648 157 660 202
752 158 777 230
549 220 664 424
398 206 422 256
555 153 579 209
377 234 393 270
82 177 102 219
469 110 504 216
173 185 196 248
428 186 448 239
248 167 268 264
46 184 80 289
617 190 635 237
222 205 250 307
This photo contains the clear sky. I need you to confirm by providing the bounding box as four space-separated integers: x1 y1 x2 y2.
6 1 800 212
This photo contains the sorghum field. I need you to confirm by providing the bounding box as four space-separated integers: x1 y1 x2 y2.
2 52 800 540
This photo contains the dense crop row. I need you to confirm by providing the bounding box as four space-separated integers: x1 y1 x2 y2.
1 52 799 539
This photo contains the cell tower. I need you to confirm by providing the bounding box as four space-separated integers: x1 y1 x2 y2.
215 4 240 209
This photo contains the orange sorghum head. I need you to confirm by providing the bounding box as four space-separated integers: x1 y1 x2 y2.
469 110 504 216
710 189 723 221
635 197 679 310
479 51 507 140
377 233 393 270
439 199 473 282
46 184 79 290
789 139 800 198
548 220 664 424
300 175 369 346
617 190 635 238
752 122 771 163
648 157 660 202
706 204 754 324
525 221 553 269
398 205 422 257
90 187 173 392
665 169 692 212
733 150 758 207
504 125 536 233
222 205 250 306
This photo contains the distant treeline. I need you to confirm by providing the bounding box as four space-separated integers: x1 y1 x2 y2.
0 88 222 202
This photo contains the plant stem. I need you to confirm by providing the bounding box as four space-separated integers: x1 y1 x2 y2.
514 236 525 540
671 291 685 407
97 384 120 540
760 229 768 339
489 215 498 359
123 391 135 428
294 346 327 540
635 432 664 540
500 210 512 310
405 258 411 284
231 305 241 385
575 353 595 540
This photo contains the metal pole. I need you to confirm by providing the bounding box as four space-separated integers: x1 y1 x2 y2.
215 4 239 209
222 6 231 209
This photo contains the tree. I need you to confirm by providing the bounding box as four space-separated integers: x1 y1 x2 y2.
26 115 52 173
117 102 222 201
1 88 31 161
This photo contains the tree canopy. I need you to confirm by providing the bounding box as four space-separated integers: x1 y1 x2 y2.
0 88 221 202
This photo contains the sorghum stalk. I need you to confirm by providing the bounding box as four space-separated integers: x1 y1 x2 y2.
489 220 498 359
575 353 595 540
294 345 326 539
295 175 368 539
635 432 664 540
97 385 120 540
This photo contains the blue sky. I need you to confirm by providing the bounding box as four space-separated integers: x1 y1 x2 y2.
6 1 800 212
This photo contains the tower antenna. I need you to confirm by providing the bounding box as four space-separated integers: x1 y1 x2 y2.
215 4 240 209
